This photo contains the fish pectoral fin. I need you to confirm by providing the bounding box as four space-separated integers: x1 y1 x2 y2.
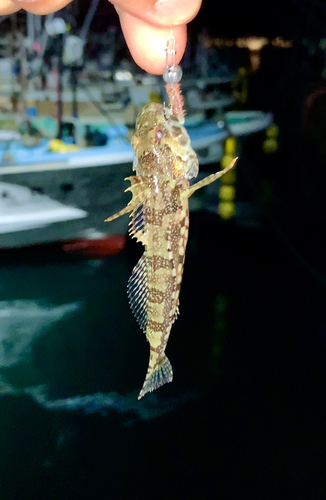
105 176 148 222
183 157 238 198
138 355 173 400
104 204 133 222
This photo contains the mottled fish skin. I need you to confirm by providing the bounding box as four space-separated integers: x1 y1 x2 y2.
105 102 237 399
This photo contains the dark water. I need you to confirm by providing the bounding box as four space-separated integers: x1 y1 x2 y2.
0 205 325 499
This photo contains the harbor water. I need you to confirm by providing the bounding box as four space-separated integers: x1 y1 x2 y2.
0 197 325 499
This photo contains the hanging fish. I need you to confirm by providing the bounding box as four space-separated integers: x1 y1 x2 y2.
105 102 237 399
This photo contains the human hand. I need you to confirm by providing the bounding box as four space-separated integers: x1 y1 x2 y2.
110 0 202 74
0 0 202 75
0 0 73 16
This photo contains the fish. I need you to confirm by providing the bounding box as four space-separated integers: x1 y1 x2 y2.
105 102 237 399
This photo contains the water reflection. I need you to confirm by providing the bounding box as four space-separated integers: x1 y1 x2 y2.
0 252 143 398
0 211 325 499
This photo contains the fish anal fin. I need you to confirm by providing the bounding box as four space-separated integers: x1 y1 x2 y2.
131 231 148 246
183 157 238 198
127 254 148 332
138 355 173 399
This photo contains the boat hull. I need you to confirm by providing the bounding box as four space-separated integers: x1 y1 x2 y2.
0 161 132 242
0 217 87 249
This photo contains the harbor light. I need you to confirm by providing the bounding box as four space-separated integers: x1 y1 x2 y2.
219 185 236 202
218 201 236 220
218 137 237 220
263 125 279 154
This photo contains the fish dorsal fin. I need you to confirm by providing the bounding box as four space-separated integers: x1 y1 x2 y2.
127 254 148 332
128 204 147 245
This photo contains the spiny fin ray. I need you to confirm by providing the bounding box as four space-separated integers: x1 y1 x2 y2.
127 254 148 332
105 176 148 222
129 204 147 244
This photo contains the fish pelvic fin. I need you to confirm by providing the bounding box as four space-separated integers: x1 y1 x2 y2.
138 355 173 400
183 157 238 198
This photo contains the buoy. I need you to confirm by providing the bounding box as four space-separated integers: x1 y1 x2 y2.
263 125 279 154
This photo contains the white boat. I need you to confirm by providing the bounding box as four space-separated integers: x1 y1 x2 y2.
226 110 273 136
0 182 87 248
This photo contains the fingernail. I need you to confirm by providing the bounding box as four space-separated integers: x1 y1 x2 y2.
155 0 201 24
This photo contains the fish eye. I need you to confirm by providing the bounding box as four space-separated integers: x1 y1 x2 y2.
156 129 164 140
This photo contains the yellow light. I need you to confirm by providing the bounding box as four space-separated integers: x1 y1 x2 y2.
219 185 236 202
224 137 237 155
220 169 237 185
272 37 293 48
221 153 235 170
263 138 278 154
246 37 268 51
218 201 236 220
266 125 279 138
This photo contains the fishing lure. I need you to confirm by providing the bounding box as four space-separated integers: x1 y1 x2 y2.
105 37 237 399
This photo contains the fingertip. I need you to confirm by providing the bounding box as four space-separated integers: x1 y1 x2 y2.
119 10 187 75
112 0 202 27
10 0 73 14
0 0 20 14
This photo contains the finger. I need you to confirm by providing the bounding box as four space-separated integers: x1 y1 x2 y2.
119 9 187 75
9 0 73 15
111 0 202 27
0 0 20 14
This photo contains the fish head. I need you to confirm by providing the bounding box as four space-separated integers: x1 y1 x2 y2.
131 102 199 180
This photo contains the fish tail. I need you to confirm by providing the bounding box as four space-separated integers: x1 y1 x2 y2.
138 355 173 400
